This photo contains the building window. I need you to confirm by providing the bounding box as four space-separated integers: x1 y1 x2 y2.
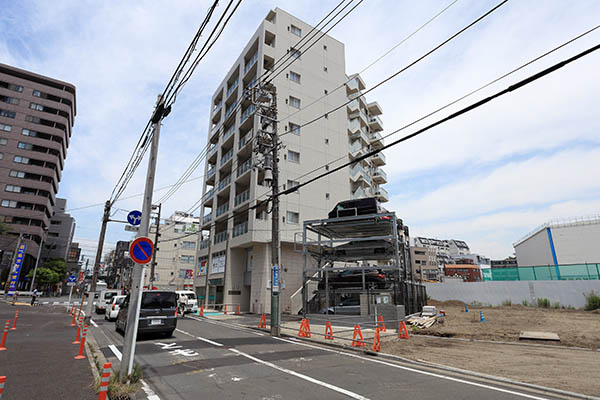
324 138 329 144
289 123 300 135
288 150 300 163
323 44 327 51
0 123 11 132
32 90 41 97
0 153 3 160
51 220 62 225
9 170 25 178
290 24 302 37
0 83 24 93
13 156 29 164
325 193 330 199
0 138 6 146
324 89 328 95
1 200 17 208
180 255 194 264
29 103 44 111
289 71 301 83
0 109 16 119
25 115 41 124
286 211 299 224
5 185 20 193
290 48 301 59
18 142 33 150
181 241 196 250
287 180 299 191
289 96 301 109
0 96 19 105
324 66 328 72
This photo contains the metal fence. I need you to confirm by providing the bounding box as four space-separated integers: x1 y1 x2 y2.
487 263 600 281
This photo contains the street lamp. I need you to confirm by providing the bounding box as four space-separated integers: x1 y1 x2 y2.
30 227 48 291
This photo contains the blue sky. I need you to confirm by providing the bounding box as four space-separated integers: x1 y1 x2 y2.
1 0 599 262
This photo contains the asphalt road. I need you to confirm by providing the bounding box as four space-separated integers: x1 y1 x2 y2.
89 312 570 400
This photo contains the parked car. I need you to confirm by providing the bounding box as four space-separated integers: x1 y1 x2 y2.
176 290 199 315
105 295 126 321
318 269 388 290
115 291 178 337
324 240 394 260
321 297 361 315
95 289 121 314
328 197 380 219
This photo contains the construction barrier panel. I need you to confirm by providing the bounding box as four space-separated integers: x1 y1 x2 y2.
0 320 10 351
98 362 112 400
372 327 381 352
258 314 267 328
398 321 410 339
352 325 365 347
377 315 386 332
324 321 334 340
298 319 311 338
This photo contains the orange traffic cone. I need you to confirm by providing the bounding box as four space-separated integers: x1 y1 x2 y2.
372 327 381 352
324 321 334 340
377 315 386 332
223 305 227 315
258 314 267 328
199 305 204 317
236 305 241 315
352 325 365 347
398 321 410 339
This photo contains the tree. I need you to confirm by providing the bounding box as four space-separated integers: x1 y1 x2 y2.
44 258 67 278
26 267 60 286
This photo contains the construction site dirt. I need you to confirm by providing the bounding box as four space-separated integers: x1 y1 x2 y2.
382 301 600 396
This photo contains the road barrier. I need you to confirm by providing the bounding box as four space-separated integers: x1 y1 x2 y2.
0 320 10 351
324 321 334 340
73 316 83 344
236 305 241 315
372 327 381 352
199 305 204 317
258 314 267 328
74 325 88 359
298 319 311 338
377 315 386 332
10 311 18 331
352 325 366 347
398 321 410 339
0 376 5 398
98 362 112 400
70 311 77 326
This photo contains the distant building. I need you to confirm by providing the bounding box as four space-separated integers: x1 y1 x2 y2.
43 198 75 261
114 240 133 289
514 216 600 267
147 211 200 290
444 264 481 282
66 241 81 275
491 257 518 269
447 239 470 258
410 246 439 282
455 253 490 266
413 237 472 267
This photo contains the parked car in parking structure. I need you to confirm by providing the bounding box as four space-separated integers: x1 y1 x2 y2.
321 297 361 314
317 269 388 290
115 291 178 337
105 295 126 321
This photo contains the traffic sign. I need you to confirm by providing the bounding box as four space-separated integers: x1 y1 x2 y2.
124 225 139 232
129 237 154 264
272 265 280 293
67 275 77 283
127 210 142 226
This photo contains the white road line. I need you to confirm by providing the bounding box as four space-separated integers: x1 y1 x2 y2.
229 348 369 400
274 337 552 400
107 345 160 400
176 328 223 347
90 319 98 328
188 316 266 336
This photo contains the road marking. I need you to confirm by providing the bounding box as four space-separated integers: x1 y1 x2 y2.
188 316 266 336
108 344 160 399
90 319 98 328
274 337 552 400
176 328 224 347
228 348 369 400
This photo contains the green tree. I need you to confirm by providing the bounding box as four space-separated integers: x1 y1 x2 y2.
26 267 60 285
44 258 67 278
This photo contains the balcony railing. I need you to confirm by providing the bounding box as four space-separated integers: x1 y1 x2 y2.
223 124 235 141
351 187 367 199
349 140 363 155
202 213 212 225
202 188 215 202
214 231 227 244
241 104 256 122
243 77 257 97
213 101 222 114
234 189 250 206
237 158 252 176
226 79 238 97
199 239 210 249
239 132 251 149
210 123 221 136
225 100 238 119
216 202 229 217
220 149 233 166
208 145 218 157
217 174 231 191
232 221 249 237
207 165 216 178
244 53 258 74
350 164 371 184
372 168 387 181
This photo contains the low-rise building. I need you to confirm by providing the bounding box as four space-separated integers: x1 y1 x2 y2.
444 264 482 282
410 246 439 282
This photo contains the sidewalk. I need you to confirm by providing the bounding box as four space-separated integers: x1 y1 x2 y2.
0 301 97 399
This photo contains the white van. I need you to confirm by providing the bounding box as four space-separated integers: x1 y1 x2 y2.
175 290 198 315
95 289 121 314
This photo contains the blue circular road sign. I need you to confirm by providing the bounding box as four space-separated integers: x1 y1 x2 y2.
129 237 154 264
127 210 142 226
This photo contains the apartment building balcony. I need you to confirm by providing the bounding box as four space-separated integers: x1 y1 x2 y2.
202 212 212 225
244 52 258 75
242 77 257 98
350 164 372 186
213 100 223 115
217 174 231 192
202 188 215 204
226 78 239 98
373 186 389 202
210 123 222 141
346 99 359 114
368 115 383 132
208 144 218 158
241 104 256 123
238 131 252 150
347 118 361 137
369 132 384 149
214 231 228 244
220 148 233 166
216 202 229 218
236 158 252 177
224 100 238 121
232 220 249 238
234 189 250 207
351 186 368 199
370 151 386 166
371 167 387 184
199 238 211 250
367 101 383 116
349 140 364 159
223 124 235 142
346 74 366 94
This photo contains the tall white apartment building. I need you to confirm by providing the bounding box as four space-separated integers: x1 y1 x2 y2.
196 8 386 313
146 211 199 290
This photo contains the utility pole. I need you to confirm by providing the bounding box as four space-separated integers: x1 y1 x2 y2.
29 229 46 291
121 95 169 379
84 200 111 323
249 83 280 336
149 203 161 289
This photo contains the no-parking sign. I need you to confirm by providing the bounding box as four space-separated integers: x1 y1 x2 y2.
129 237 154 264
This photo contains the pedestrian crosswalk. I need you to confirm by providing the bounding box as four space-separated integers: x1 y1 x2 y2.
38 301 96 305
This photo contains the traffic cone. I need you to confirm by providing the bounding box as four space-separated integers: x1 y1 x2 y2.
465 303 469 312
98 362 112 400
10 311 18 331
73 317 83 344
74 325 88 359
0 320 10 351
480 311 485 322
324 321 334 340
372 327 381 352
236 305 241 315
398 321 410 339
200 305 204 317
223 305 227 315
70 312 76 326
377 315 386 332
0 376 5 398
258 314 267 328
352 325 365 347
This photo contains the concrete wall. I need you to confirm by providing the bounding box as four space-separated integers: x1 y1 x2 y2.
515 228 553 267
553 223 600 264
425 280 600 308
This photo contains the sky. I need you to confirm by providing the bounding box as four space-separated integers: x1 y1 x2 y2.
1 0 599 262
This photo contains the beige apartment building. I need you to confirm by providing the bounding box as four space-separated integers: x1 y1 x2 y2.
410 246 439 282
195 8 387 313
146 211 199 290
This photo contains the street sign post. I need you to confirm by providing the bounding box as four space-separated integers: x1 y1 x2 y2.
129 237 154 265
127 210 142 226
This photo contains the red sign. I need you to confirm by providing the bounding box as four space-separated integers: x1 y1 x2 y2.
129 237 154 264
78 271 84 282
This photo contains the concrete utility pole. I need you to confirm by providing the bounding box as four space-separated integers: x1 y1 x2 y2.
250 83 280 336
29 228 46 291
149 203 161 289
85 201 111 322
121 95 168 379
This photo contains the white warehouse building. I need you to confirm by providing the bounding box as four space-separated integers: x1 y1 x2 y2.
513 216 600 267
